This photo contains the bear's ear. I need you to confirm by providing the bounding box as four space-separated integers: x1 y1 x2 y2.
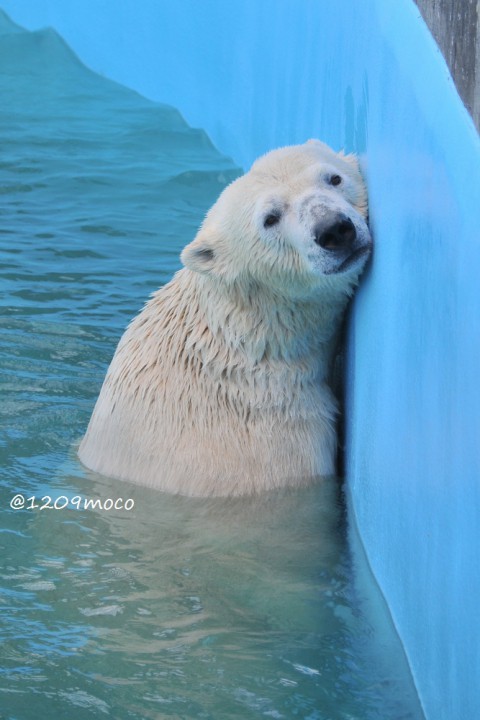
180 227 218 275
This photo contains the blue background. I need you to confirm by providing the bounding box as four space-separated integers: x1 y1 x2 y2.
2 2 479 718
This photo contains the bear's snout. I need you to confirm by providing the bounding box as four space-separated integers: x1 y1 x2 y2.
313 216 356 252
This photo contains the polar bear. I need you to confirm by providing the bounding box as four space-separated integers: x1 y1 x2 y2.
78 140 371 496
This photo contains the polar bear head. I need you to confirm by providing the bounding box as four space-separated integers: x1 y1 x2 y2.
181 140 371 297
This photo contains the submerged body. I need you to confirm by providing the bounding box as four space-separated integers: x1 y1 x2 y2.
79 140 371 495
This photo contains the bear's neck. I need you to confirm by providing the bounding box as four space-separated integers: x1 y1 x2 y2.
188 271 352 382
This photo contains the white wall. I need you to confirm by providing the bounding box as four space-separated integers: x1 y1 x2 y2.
2 1 479 717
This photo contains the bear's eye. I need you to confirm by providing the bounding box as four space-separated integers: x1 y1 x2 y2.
329 174 342 187
263 212 281 228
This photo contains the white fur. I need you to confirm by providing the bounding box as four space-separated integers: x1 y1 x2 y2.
78 140 371 496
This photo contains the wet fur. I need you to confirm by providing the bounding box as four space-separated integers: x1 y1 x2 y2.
79 141 370 496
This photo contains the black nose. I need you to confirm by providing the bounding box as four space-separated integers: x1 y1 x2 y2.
314 217 357 251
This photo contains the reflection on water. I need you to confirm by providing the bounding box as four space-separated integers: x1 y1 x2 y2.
3 469 422 719
0 9 423 719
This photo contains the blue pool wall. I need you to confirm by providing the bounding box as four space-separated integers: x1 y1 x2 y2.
3 2 479 718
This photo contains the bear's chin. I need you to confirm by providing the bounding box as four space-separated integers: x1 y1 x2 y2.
326 246 371 276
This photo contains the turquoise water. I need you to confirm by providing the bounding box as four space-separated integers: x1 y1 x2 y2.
0 11 424 720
